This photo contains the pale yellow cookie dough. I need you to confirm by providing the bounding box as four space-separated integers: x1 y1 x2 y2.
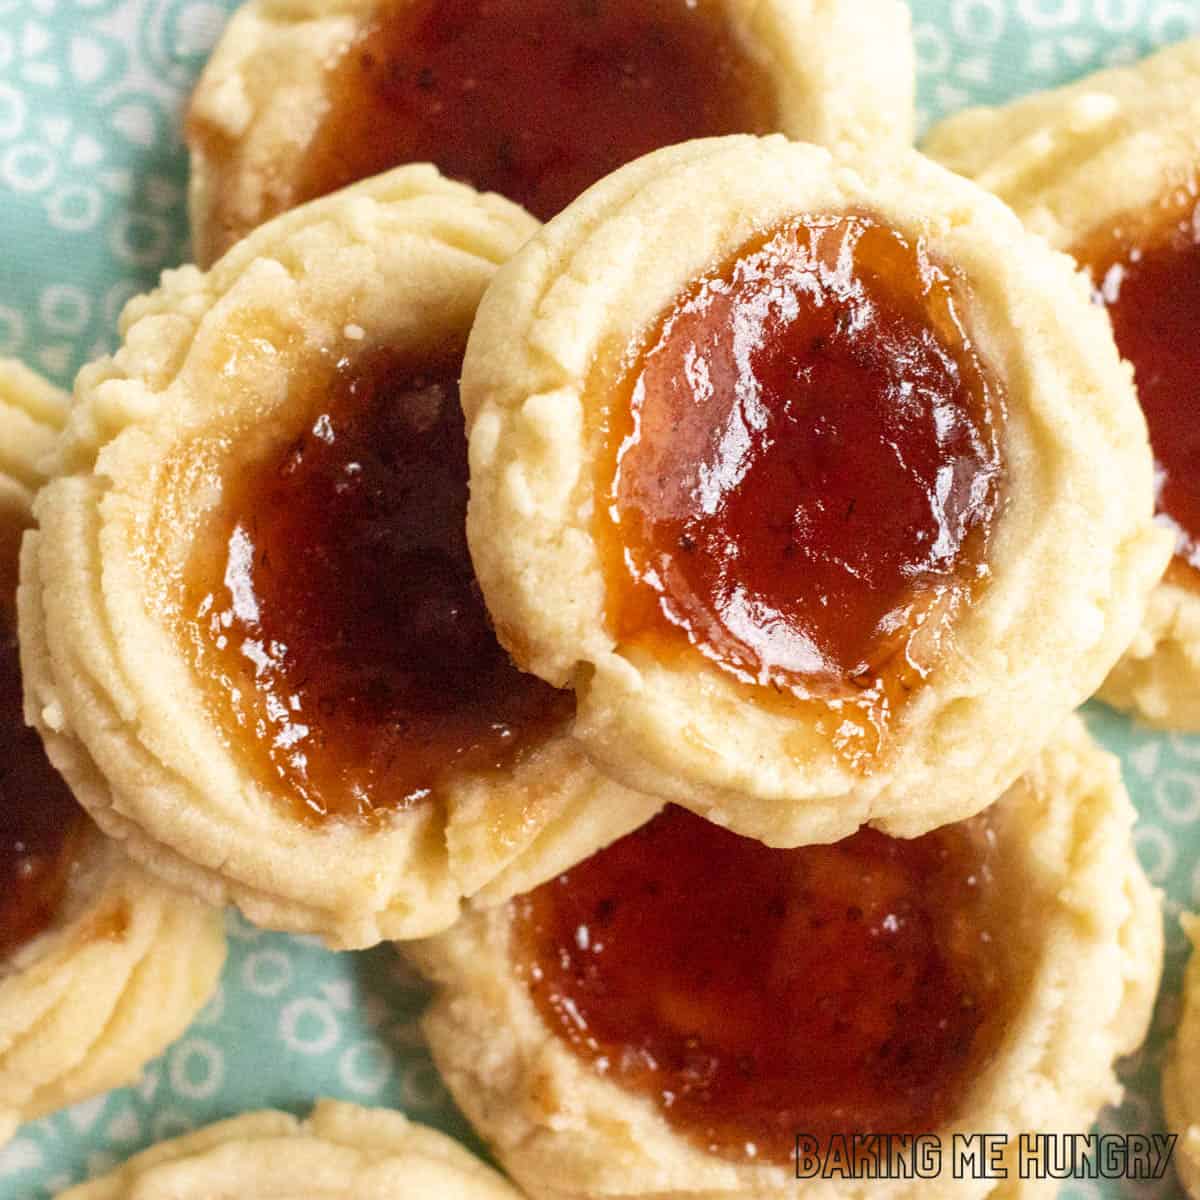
0 358 69 597
0 361 226 1148
1 833 228 1148
57 1099 522 1198
1164 913 1200 1199
23 166 659 951
409 716 1161 1200
462 134 1170 847
185 0 915 267
924 37 1200 732
0 358 69 498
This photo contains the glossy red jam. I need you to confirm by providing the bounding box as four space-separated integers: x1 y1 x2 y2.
183 349 571 823
1078 181 1200 583
600 214 1004 753
0 605 84 957
192 0 778 256
513 804 1010 1163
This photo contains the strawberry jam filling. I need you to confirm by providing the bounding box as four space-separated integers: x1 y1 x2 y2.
182 349 571 823
193 0 778 255
298 0 776 222
599 213 1004 759
1 604 84 957
1077 180 1200 585
513 804 1010 1163
600 214 1003 753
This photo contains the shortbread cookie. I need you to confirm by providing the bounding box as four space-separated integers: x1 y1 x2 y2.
462 135 1169 846
924 38 1200 730
186 0 915 264
58 1099 521 1198
409 716 1161 1200
23 167 659 950
1164 913 1200 1199
0 834 227 1148
0 359 68 497
0 360 225 1147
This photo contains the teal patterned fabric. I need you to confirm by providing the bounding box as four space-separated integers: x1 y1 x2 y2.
0 1 1198 1196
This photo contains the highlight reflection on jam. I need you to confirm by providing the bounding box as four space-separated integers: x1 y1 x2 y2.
183 350 571 823
602 214 1004 748
514 805 1008 1162
1078 182 1200 581
0 611 83 956
293 0 777 223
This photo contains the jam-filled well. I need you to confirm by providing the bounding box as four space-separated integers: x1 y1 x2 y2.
0 598 84 957
197 0 777 245
181 349 571 823
513 804 1010 1163
1076 180 1200 583
600 214 1005 753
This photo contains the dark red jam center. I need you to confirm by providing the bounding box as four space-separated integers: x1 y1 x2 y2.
599 213 1004 749
0 599 84 957
295 0 776 224
183 349 571 823
513 804 1009 1164
1078 182 1200 582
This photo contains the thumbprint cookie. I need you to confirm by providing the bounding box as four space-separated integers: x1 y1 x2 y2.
409 716 1161 1200
186 0 915 265
22 169 659 950
1164 913 1200 1198
461 135 1169 845
925 38 1200 731
57 1100 523 1198
0 360 225 1146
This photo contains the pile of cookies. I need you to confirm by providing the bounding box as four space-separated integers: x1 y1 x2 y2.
2 0 1199 1195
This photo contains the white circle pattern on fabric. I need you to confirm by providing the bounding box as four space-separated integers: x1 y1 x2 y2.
338 1040 394 1097
242 949 292 998
279 998 342 1057
167 1040 225 1101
